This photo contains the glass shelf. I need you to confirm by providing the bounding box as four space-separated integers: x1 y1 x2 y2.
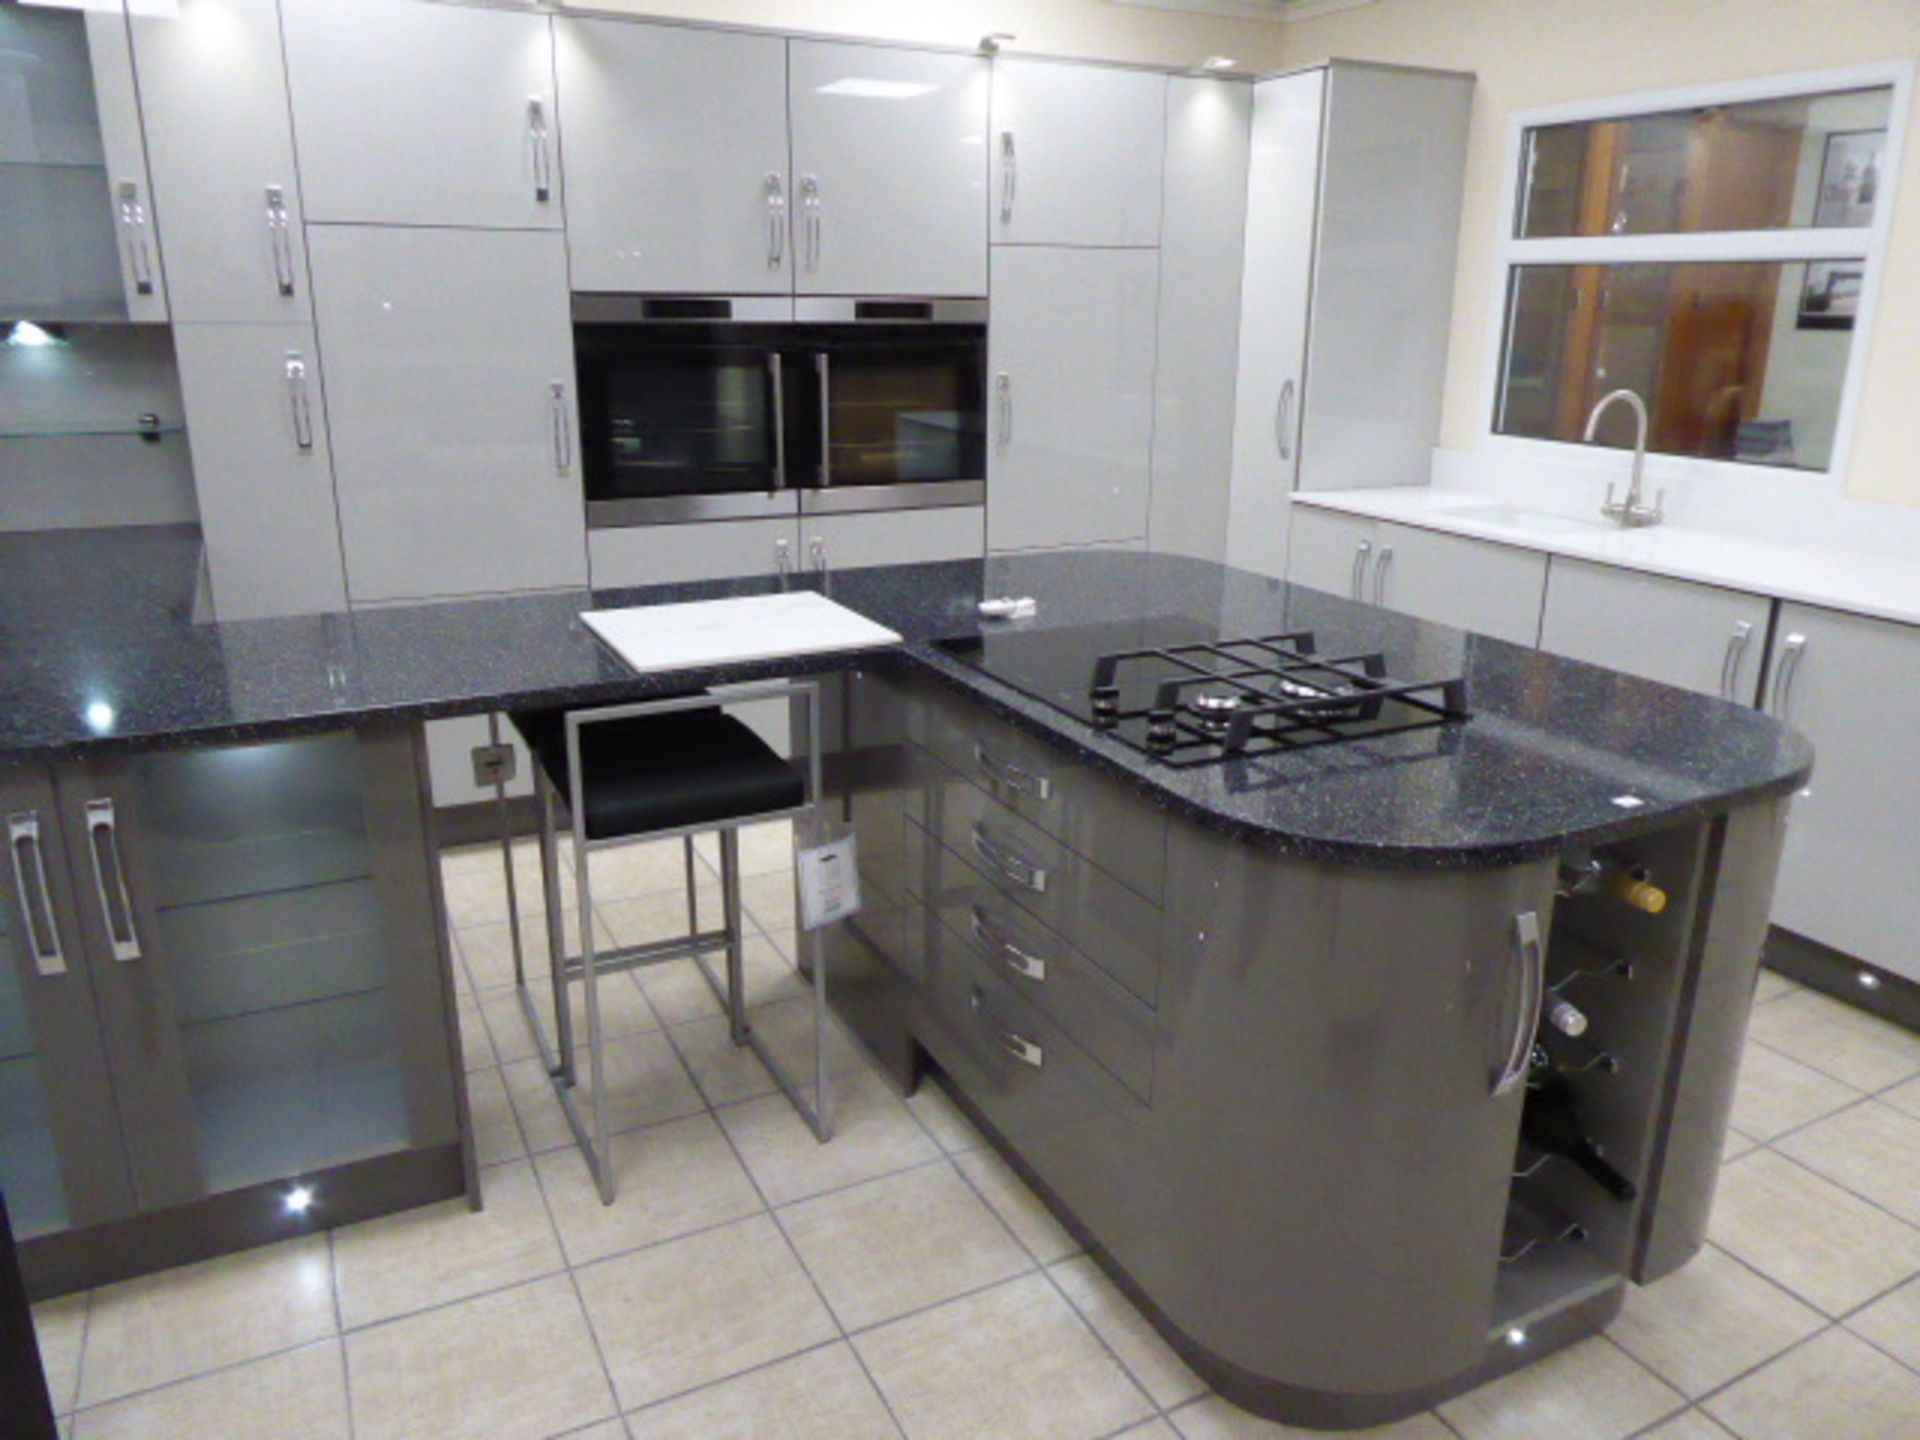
0 422 184 441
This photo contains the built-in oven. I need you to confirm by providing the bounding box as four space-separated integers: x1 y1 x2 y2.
573 294 986 528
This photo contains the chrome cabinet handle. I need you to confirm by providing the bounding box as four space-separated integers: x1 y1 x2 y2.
800 175 821 271
1372 545 1394 605
970 905 1046 982
815 352 832 488
774 537 792 577
550 382 572 472
999 130 1017 222
1769 633 1807 717
971 823 1049 894
84 799 141 963
768 352 788 491
117 180 156 296
528 96 552 203
1492 910 1543 1098
265 184 295 296
764 172 786 269
285 353 315 451
972 742 1052 802
8 812 66 977
971 988 1044 1068
809 535 828 573
995 372 1012 450
1720 621 1754 702
1275 378 1295 461
1350 540 1373 601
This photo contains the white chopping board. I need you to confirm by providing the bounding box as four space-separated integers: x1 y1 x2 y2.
580 591 902 673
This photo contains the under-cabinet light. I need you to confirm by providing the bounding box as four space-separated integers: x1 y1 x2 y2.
1504 1328 1527 1347
284 1185 316 1216
1858 972 1882 991
83 701 115 734
817 79 938 101
5 321 65 349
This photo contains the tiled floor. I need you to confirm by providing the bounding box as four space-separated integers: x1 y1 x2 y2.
33 826 1920 1439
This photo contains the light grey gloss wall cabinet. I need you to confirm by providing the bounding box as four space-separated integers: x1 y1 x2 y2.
988 247 1158 551
1764 605 1920 986
787 42 988 297
0 0 167 323
0 729 461 1291
128 0 310 324
1538 560 1772 703
281 0 562 230
556 20 790 295
1228 64 1473 577
989 58 1167 248
308 225 588 603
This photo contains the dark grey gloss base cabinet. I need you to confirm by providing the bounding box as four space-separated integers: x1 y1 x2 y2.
0 724 467 1299
821 669 1788 1428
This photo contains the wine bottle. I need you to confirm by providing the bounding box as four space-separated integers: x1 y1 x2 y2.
1557 856 1668 914
1521 1065 1638 1201
1544 994 1589 1038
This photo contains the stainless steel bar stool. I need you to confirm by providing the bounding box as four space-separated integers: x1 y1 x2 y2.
491 682 829 1204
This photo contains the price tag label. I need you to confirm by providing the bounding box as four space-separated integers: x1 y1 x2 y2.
797 835 862 931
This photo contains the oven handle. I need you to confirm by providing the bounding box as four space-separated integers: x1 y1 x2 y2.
768 352 788 491
815 352 832 489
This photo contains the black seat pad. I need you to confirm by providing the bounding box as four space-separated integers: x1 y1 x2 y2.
511 705 804 841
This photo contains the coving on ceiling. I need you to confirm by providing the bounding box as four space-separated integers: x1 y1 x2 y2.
1107 0 1379 21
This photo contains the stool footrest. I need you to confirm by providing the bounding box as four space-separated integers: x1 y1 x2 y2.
553 930 735 981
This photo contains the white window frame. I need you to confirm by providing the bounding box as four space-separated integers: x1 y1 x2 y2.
1479 61 1914 491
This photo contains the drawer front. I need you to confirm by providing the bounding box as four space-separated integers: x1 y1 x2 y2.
912 816 1153 1103
911 684 1166 904
912 749 1163 1007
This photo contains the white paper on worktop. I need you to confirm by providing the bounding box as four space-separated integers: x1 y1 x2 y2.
579 591 903 673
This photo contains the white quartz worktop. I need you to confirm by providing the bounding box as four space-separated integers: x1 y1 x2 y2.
1292 487 1920 629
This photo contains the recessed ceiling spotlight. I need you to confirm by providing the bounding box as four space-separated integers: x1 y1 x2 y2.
1202 56 1238 71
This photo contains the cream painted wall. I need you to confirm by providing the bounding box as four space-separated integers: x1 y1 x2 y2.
578 0 1292 69
1278 0 1920 508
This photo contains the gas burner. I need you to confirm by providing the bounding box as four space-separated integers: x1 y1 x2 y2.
1187 687 1247 731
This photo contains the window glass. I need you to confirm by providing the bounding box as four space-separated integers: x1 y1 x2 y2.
1496 260 1858 471
1517 87 1893 238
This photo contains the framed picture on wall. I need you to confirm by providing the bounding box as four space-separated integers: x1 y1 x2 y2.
1797 261 1863 331
1813 128 1884 228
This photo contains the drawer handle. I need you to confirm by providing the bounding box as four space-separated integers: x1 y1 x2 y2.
972 987 1044 1068
84 798 141 962
972 742 1052 802
8 811 66 977
971 823 1048 895
970 905 1047 982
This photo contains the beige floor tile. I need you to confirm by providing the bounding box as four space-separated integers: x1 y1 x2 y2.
503 1030 705 1154
1710 1149 1920 1314
779 1163 1030 1331
466 1065 527 1168
1437 1336 1683 1440
345 1274 615 1440
332 1159 562 1329
667 1013 779 1107
622 1341 895 1439
694 818 795 878
1635 1414 1738 1440
534 1112 763 1266
1849 1273 1920 1371
442 867 568 929
905 1082 986 1154
555 1424 629 1440
636 957 730 1025
1746 989 1920 1092
456 989 497 1071
597 888 723 953
1170 1395 1452 1437
1752 968 1799 1005
33 1293 86 1415
741 872 799 934
1116 1421 1182 1440
1883 1074 1920 1122
1775 1100 1920 1226
1705 1327 1920 1440
1723 1127 1760 1163
854 1273 1152 1440
1729 1042 1863 1141
478 971 659 1066
1050 1255 1205 1409
584 837 703 901
72 1338 348 1440
457 906 596 991
1607 1244 1823 1397
573 1213 838 1412
753 993 875 1085
718 1066 941 1207
953 1145 1081 1264
440 838 534 881
79 1233 335 1409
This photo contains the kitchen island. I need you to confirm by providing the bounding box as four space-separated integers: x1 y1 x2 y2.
0 528 1809 1426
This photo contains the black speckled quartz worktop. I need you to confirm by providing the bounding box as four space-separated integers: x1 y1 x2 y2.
0 525 1812 869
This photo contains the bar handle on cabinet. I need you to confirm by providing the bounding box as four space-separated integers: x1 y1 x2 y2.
1350 540 1373 601
527 96 552 203
1275 378 1295 461
1492 910 1543 1098
84 799 141 963
972 742 1052 802
1372 545 1394 606
549 382 573 472
265 185 295 296
815 353 832 488
765 172 786 268
774 537 792 577
995 372 1012 450
800 175 821 271
809 535 828 573
285 353 315 451
117 180 156 296
1719 621 1754 702
999 131 1017 223
970 823 1049 894
970 906 1046 982
8 812 65 977
1769 633 1807 717
971 987 1044 1067
768 352 788 490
